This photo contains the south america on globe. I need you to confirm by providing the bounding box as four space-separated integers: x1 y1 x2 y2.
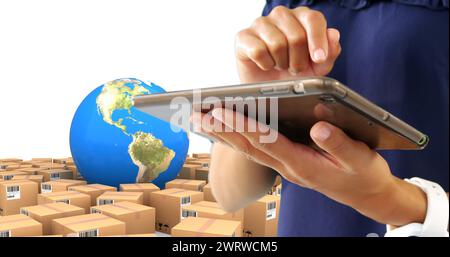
70 78 189 189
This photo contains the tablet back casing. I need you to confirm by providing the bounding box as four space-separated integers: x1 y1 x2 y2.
133 77 428 150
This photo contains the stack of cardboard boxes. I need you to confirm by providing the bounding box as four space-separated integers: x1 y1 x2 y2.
0 153 281 237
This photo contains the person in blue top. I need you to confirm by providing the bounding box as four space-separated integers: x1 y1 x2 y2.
192 0 449 236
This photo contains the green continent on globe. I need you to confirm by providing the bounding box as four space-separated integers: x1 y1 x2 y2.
95 78 175 182
128 131 175 183
96 79 150 133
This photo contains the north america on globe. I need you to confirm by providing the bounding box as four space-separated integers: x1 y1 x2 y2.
95 79 175 183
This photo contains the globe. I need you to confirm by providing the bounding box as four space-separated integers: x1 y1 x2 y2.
69 78 189 189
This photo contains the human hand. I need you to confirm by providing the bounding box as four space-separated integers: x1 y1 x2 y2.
235 6 341 83
192 108 427 227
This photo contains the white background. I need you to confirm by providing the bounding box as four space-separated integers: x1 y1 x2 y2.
0 0 265 159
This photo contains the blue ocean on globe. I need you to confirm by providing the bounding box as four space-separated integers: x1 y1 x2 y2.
69 78 189 189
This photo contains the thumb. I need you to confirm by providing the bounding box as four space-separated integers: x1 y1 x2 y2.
310 121 373 170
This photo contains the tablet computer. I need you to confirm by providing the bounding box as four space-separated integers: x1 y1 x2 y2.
133 77 428 150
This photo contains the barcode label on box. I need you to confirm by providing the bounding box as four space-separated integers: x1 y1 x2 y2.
276 187 281 196
90 208 101 214
50 173 60 180
3 175 13 180
20 209 29 216
180 196 191 206
78 229 99 237
181 210 197 219
41 184 52 193
0 230 11 237
56 199 70 204
266 201 276 220
98 199 114 205
6 185 20 200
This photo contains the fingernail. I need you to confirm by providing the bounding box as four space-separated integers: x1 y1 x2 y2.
335 30 341 43
313 48 327 62
312 124 331 141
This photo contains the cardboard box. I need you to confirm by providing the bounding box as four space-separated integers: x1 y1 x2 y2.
37 191 91 213
172 217 241 237
68 184 117 206
41 179 87 194
0 161 30 170
90 201 155 234
2 164 33 171
0 158 23 163
66 165 80 180
192 153 211 159
166 179 206 192
104 233 156 237
273 184 282 196
52 158 72 164
0 170 27 180
0 180 38 216
243 195 280 237
181 201 243 224
20 202 84 235
0 214 43 237
38 169 73 182
267 177 282 196
188 160 210 168
11 175 44 186
203 184 216 202
33 162 66 170
52 213 125 237
31 158 53 162
96 191 143 206
184 157 198 163
36 163 67 170
4 165 22 171
119 183 159 206
0 162 14 170
150 188 203 233
195 167 209 182
34 234 64 237
13 167 44 175
177 164 202 179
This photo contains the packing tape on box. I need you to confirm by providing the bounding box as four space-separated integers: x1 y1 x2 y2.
12 175 34 180
62 215 110 227
124 183 154 190
169 179 191 186
102 192 142 196
43 190 79 197
104 203 142 219
40 203 70 213
84 184 110 190
169 179 204 190
164 189 187 195
0 216 32 225
195 218 217 237
189 203 237 219
127 183 158 190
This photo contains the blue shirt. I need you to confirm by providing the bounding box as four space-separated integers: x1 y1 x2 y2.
262 0 449 236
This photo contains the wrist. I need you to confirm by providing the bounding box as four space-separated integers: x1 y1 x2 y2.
353 176 427 226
